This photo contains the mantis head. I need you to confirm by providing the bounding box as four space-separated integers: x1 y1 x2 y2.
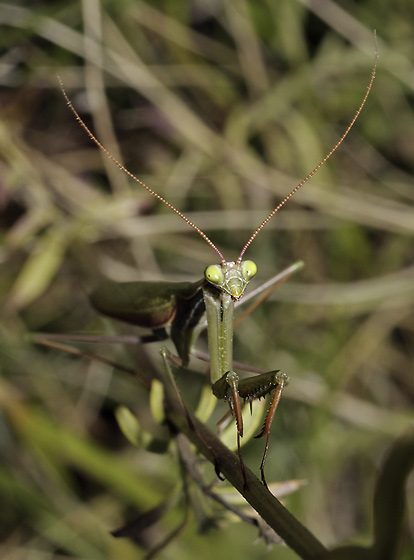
204 260 257 300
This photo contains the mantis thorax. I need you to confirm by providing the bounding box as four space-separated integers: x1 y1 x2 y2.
204 260 257 300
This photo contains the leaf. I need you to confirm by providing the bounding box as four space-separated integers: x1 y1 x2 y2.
8 225 70 309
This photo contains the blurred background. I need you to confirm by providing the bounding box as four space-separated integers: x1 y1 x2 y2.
1 1 413 559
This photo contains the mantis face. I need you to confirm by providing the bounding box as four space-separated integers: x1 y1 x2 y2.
204 260 257 300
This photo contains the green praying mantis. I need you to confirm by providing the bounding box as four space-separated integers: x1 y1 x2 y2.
56 55 376 486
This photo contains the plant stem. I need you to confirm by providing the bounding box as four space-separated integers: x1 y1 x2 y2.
163 374 328 560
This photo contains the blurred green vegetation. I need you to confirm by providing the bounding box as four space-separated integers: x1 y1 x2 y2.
1 0 414 559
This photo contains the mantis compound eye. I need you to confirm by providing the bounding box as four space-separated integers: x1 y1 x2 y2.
242 260 257 281
205 264 224 286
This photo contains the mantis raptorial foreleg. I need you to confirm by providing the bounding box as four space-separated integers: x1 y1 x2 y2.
212 368 289 485
254 375 287 484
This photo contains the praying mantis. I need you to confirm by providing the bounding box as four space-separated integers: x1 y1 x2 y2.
56 52 376 486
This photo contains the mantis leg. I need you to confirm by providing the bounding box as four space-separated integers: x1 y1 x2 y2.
254 374 287 485
217 371 247 488
160 347 225 480
233 261 304 328
30 330 168 346
215 370 289 486
160 347 195 431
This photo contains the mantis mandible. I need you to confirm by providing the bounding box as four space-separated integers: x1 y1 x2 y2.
58 54 376 485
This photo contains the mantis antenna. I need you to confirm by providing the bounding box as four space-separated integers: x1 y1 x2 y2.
236 43 377 264
58 76 225 264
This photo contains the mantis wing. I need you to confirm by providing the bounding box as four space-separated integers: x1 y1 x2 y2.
90 279 206 365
